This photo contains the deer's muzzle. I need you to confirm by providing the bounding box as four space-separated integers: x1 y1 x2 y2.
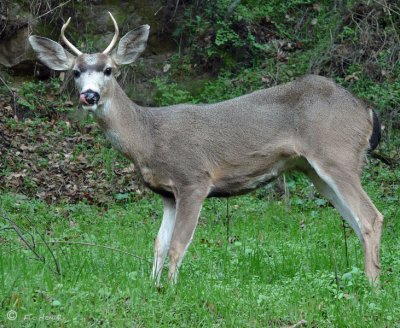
80 90 100 106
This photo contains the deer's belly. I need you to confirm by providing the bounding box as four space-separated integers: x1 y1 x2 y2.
207 156 304 198
208 170 279 197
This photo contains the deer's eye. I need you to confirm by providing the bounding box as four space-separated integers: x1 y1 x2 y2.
73 70 81 78
104 67 112 76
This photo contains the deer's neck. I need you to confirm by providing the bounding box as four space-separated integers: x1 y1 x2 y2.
92 79 153 164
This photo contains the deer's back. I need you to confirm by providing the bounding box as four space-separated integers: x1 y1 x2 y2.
151 75 372 157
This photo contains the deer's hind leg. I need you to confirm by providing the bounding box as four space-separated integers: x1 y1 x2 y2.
305 159 383 283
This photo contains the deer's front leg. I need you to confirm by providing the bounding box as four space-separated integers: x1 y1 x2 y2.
168 188 207 284
151 197 176 285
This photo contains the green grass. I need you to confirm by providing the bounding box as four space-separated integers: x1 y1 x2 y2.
1 165 399 327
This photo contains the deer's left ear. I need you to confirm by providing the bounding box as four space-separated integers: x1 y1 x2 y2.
29 36 75 71
111 25 150 65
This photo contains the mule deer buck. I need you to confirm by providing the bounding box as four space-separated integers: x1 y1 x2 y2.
29 12 383 285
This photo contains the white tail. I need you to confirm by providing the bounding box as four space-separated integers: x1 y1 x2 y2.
29 13 383 286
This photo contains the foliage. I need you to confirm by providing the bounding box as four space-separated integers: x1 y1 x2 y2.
17 78 67 114
152 78 194 106
339 60 400 111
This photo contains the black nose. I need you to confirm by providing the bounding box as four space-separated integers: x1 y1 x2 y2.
82 90 100 105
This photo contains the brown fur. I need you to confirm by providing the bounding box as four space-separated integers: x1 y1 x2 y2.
29 21 383 286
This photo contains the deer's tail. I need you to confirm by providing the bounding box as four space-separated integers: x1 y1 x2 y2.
369 110 381 151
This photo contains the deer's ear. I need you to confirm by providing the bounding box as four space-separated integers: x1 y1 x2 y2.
29 36 75 71
111 25 150 65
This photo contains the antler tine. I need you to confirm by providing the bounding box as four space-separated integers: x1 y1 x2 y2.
61 17 83 56
103 12 119 54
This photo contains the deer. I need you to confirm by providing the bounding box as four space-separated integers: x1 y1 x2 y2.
29 12 383 286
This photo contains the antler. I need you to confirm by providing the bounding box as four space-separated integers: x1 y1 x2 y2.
103 12 119 54
61 17 83 56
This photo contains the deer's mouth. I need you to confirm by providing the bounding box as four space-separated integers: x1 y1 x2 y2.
79 93 90 106
80 90 100 106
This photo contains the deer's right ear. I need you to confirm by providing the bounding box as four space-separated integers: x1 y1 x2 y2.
29 36 75 71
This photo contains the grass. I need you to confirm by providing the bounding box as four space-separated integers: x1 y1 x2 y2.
1 1 399 326
1 164 399 327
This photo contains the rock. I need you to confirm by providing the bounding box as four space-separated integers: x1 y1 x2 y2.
0 1 34 68
0 25 32 67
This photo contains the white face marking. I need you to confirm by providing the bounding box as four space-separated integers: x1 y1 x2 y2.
77 72 102 93
84 54 99 65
